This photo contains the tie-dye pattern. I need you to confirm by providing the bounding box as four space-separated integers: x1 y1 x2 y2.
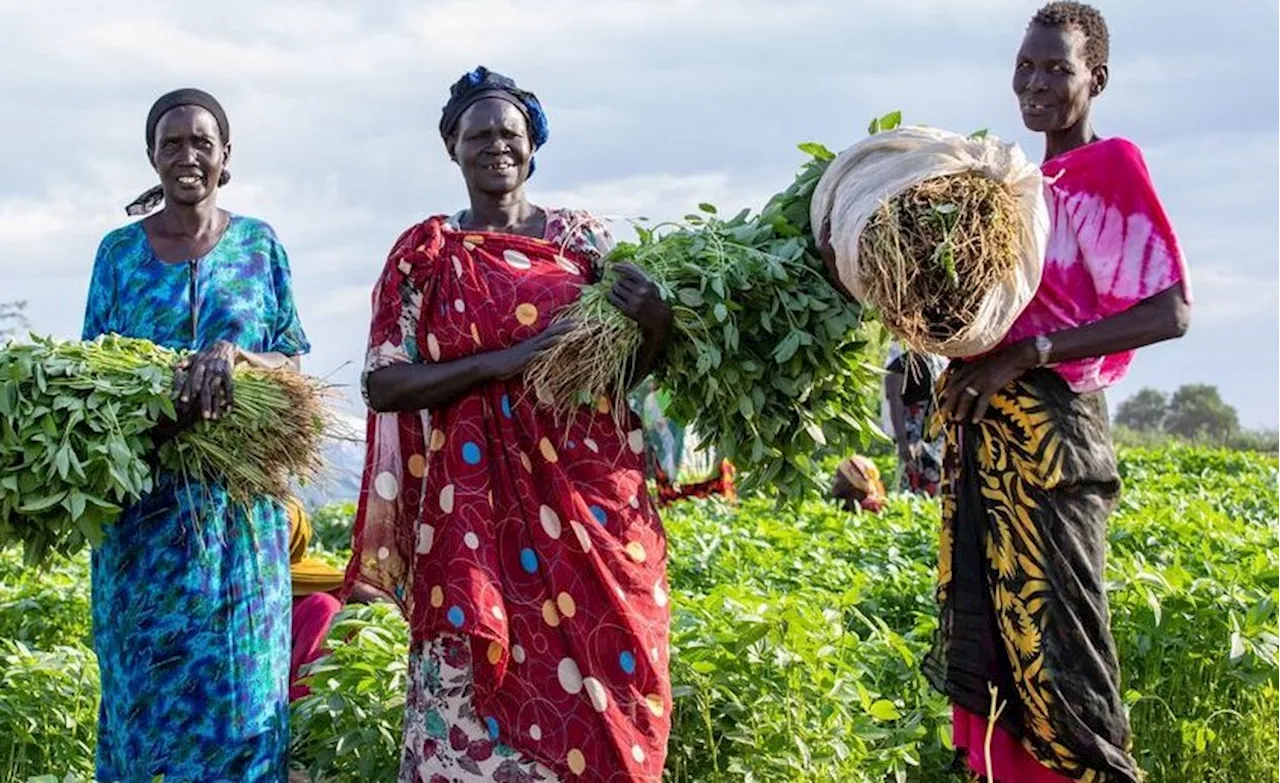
1001 138 1191 393
81 214 310 782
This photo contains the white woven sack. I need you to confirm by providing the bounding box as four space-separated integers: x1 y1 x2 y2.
810 126 1049 358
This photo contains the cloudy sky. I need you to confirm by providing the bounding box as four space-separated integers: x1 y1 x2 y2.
2 0 1276 427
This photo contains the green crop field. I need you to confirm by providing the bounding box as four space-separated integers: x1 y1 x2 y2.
2 447 1276 782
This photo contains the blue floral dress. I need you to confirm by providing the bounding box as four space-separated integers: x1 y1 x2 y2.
81 214 310 782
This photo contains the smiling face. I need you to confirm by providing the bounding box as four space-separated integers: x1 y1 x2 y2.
149 105 229 207
449 97 533 197
1012 23 1106 134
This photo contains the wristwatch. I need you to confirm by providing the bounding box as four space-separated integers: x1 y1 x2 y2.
1033 334 1053 367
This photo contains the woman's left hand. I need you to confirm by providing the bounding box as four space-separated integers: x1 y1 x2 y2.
940 340 1038 423
174 339 239 422
608 263 673 337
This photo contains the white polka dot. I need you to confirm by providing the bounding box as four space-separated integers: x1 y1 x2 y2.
539 505 562 539
627 429 645 454
377 546 390 560
529 724 542 741
452 255 464 277
492 605 504 621
374 471 399 500
557 658 583 694
631 745 646 763
570 520 592 552
583 677 609 713
616 586 628 602
426 333 441 361
454 299 465 313
416 524 435 554
504 249 532 270
511 644 526 664
653 582 668 608
463 531 480 550
439 484 455 513
650 647 660 663
555 255 580 275
584 438 599 453
629 495 640 509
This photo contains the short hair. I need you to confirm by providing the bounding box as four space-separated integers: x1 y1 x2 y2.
1030 2 1110 68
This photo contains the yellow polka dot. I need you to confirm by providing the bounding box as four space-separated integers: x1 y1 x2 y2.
520 452 532 472
487 641 503 665
539 437 559 464
465 234 485 245
515 303 539 326
542 600 561 627
556 592 577 619
426 333 441 361
429 429 446 452
646 693 665 717
567 749 586 775
471 323 481 345
625 541 647 563
407 453 426 478
595 395 612 415
430 585 444 608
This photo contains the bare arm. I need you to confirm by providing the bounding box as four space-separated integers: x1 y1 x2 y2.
365 321 575 413
884 372 909 457
942 286 1190 423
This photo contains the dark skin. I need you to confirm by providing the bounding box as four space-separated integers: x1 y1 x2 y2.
365 97 673 413
939 22 1190 423
140 105 298 442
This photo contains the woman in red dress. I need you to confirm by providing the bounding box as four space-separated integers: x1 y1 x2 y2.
345 67 675 782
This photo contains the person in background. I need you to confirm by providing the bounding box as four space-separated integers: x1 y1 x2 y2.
926 4 1192 781
348 66 675 782
883 340 945 496
82 88 309 781
830 455 887 514
285 498 384 701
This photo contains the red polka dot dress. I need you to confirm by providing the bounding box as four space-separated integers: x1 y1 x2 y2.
347 210 671 782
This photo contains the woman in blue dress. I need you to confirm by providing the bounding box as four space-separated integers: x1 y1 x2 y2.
80 88 310 782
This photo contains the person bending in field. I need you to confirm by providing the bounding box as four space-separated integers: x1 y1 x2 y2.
924 4 1192 781
830 455 887 514
82 89 310 781
346 67 675 782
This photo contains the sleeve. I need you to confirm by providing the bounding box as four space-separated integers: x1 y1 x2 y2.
1078 140 1192 314
81 236 117 340
265 228 312 356
360 224 434 406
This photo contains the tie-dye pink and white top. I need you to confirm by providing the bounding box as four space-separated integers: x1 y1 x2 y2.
1001 137 1192 393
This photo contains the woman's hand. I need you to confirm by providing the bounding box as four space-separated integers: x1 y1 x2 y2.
174 340 238 422
940 341 1038 423
608 263 673 338
487 320 577 380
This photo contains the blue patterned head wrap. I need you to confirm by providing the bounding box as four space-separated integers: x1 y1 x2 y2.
439 66 548 177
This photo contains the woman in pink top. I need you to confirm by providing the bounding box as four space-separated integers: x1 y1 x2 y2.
927 3 1192 782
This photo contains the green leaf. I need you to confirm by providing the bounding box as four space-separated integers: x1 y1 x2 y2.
698 202 718 215
677 288 705 307
773 332 802 364
713 303 729 323
797 142 836 161
868 699 902 721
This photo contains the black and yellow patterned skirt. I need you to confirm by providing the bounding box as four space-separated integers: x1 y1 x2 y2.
923 368 1141 782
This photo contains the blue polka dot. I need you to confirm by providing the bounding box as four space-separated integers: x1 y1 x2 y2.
619 650 637 675
446 606 466 627
520 548 538 573
485 716 500 740
590 505 608 526
501 394 512 419
462 441 482 465
567 440 577 449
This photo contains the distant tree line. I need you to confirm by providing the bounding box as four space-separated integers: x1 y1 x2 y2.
1114 384 1277 453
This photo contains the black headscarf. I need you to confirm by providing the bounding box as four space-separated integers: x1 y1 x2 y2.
126 88 231 216
438 66 549 176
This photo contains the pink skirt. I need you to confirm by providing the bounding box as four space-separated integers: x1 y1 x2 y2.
953 706 1076 783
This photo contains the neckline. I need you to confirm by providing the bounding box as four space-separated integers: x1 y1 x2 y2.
140 212 237 266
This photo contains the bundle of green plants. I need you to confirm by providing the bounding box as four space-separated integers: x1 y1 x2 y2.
0 334 332 564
